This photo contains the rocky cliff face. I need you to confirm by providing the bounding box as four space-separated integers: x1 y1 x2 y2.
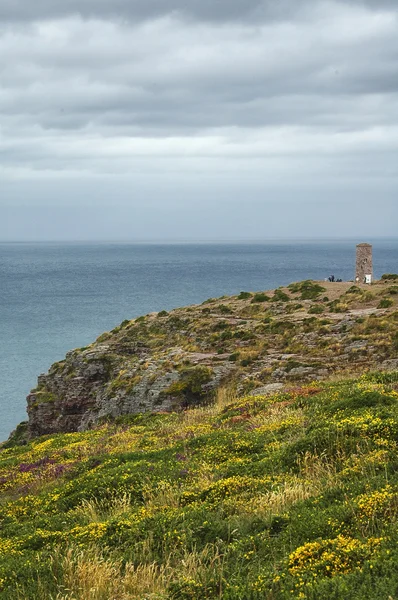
25 279 398 438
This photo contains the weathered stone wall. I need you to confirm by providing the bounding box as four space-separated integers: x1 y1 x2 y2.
355 243 373 283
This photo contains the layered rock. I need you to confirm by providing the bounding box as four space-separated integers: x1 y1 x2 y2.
25 279 398 438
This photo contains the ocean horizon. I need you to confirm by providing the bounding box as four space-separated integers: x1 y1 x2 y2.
1 239 397 441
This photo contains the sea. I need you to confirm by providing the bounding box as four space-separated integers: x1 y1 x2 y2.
1 239 397 442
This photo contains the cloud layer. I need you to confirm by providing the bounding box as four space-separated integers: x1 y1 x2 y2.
1 0 397 238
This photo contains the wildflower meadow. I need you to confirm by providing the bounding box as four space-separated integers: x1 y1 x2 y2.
1 372 398 598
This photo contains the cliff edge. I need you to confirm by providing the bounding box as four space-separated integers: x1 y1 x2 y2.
24 278 398 438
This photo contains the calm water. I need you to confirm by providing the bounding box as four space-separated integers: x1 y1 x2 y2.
1 240 397 441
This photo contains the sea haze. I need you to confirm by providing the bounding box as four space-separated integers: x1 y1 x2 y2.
0 240 397 441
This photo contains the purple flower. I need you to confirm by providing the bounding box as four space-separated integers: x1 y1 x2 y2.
53 464 68 477
19 457 56 472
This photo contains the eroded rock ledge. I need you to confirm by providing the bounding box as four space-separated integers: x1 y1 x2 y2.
25 279 398 438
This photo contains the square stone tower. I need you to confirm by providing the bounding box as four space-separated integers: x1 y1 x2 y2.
356 243 373 284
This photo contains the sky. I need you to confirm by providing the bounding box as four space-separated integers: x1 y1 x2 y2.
1 0 397 241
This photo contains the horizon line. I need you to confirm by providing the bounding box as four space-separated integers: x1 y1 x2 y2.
0 236 397 245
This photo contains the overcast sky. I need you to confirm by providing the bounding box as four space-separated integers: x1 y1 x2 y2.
1 0 397 240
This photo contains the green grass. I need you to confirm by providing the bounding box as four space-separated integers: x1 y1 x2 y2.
2 372 398 598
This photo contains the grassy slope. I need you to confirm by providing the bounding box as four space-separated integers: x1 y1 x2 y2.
1 373 398 599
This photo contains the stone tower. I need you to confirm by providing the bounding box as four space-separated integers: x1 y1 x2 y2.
356 243 373 284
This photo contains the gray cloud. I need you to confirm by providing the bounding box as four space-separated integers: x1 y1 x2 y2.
1 0 398 239
1 0 396 24
0 0 308 24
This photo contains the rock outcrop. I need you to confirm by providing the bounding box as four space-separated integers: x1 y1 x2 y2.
25 279 398 438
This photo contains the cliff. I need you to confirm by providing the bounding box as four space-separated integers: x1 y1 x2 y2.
24 278 398 438
1 277 398 599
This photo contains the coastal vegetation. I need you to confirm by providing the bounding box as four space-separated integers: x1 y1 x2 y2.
1 373 398 598
24 279 398 438
1 278 398 598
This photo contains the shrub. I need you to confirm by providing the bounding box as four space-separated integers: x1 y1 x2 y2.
238 291 252 300
163 366 213 406
329 300 348 313
381 274 398 281
3 422 29 448
251 293 270 303
308 305 324 314
393 334 398 352
233 330 255 341
96 332 111 343
109 375 141 394
240 358 252 367
217 304 233 314
219 330 233 341
288 280 326 300
34 391 57 404
213 321 229 332
271 289 290 303
168 316 188 329
378 298 394 309
269 320 295 333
